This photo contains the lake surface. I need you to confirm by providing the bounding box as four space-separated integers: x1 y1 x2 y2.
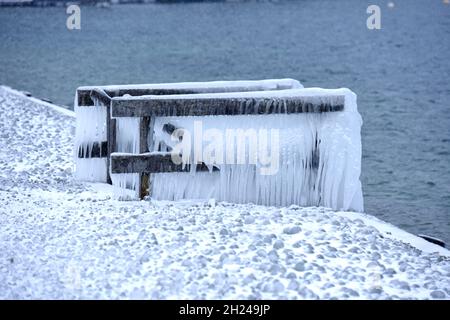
1 0 449 244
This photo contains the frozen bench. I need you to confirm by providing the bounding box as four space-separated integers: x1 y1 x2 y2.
74 80 363 212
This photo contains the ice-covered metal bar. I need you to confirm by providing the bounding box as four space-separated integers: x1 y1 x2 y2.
111 152 220 174
111 94 345 118
77 79 302 106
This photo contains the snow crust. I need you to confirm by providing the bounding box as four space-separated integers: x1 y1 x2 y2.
78 78 303 92
118 87 348 104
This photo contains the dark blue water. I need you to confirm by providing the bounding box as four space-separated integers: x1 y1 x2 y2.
1 0 449 243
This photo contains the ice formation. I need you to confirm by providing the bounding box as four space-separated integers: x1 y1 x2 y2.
150 88 364 212
110 117 140 199
73 93 107 182
73 79 302 187
73 81 363 212
77 78 303 94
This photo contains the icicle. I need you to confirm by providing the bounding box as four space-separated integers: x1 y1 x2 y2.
110 117 140 200
150 88 363 212
73 92 107 182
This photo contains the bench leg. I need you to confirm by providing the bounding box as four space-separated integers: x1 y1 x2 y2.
106 105 116 184
138 116 154 199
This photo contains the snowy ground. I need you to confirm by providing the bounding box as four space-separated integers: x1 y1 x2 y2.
0 86 449 300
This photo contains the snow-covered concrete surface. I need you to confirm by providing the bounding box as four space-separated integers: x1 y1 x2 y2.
0 86 449 299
